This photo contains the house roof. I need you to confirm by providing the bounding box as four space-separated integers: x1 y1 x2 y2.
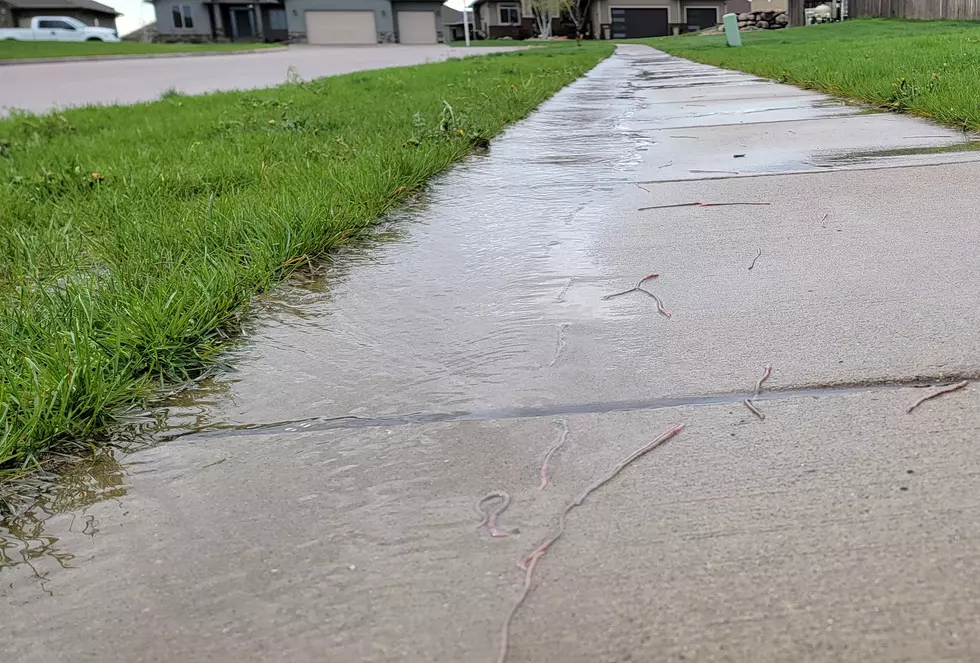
4 0 120 16
441 6 464 24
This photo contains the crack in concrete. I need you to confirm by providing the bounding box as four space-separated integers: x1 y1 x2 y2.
157 373 978 442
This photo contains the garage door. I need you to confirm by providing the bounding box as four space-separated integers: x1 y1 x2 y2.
306 10 376 45
610 7 669 39
686 7 719 29
397 11 437 44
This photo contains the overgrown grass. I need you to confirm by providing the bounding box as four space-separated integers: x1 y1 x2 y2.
0 43 613 475
640 18 980 130
0 40 280 61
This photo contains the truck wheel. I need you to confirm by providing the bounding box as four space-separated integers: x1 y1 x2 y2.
86 37 104 42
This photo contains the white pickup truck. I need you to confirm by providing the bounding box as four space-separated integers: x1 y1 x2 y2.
0 16 120 42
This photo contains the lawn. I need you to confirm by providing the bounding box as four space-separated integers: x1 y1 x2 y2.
0 44 613 477
641 18 980 130
0 40 280 61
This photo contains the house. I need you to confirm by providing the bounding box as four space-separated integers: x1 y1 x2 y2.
594 0 744 38
152 0 447 43
470 0 533 38
441 4 465 40
0 0 119 29
469 0 746 41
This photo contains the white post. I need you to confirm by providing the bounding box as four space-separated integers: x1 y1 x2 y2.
463 5 471 46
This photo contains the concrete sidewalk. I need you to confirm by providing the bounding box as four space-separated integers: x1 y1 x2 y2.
4 45 980 662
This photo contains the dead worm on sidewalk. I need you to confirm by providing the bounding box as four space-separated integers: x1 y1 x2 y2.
748 248 762 271
906 380 969 414
476 492 514 538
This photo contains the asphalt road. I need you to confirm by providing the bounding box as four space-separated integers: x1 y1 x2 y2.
5 45 980 662
0 44 518 114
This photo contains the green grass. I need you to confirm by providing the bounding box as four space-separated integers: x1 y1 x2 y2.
637 18 980 130
0 40 280 61
0 43 613 476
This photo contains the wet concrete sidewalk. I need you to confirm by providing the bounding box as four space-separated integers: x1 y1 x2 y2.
5 44 980 662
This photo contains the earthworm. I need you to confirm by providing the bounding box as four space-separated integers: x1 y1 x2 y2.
519 423 685 569
637 288 672 318
602 273 659 300
743 399 765 421
555 278 572 303
539 420 570 491
633 182 651 193
755 364 772 397
495 547 541 663
748 248 762 271
906 380 969 414
476 492 513 538
546 324 570 368
659 162 674 168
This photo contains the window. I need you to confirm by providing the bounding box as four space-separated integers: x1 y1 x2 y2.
172 4 194 29
498 5 519 24
38 19 76 30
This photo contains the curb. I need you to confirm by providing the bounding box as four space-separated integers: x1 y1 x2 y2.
0 46 289 66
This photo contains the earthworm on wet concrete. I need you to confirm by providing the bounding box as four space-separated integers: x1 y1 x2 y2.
496 547 541 663
743 364 772 420
748 248 762 271
519 424 686 569
601 273 659 300
539 420 570 490
636 288 672 318
546 324 570 368
743 399 765 421
555 278 572 303
755 364 772 397
496 425 685 662
477 492 513 538
906 380 969 414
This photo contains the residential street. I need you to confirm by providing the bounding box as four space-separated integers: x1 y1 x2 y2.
6 44 980 661
0 45 518 114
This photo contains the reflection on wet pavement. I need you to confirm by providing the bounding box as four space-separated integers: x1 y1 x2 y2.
4 44 980 607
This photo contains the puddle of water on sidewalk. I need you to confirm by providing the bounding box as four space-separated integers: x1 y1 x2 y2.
1 48 653 588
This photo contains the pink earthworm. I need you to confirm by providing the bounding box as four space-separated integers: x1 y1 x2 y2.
539 420 569 491
755 364 772 397
636 288 672 318
906 380 969 414
519 423 685 570
495 548 541 663
743 399 765 421
602 273 660 301
476 492 512 538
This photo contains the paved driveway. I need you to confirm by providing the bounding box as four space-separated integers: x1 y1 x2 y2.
0 45 519 114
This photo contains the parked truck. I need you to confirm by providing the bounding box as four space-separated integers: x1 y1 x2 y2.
0 16 120 42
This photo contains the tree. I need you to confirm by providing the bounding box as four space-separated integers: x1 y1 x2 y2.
566 0 594 35
527 0 573 38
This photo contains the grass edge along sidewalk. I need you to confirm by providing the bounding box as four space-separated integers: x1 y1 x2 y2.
0 43 613 478
641 18 980 131
0 40 281 62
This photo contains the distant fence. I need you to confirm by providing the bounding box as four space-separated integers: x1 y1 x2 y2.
850 0 980 19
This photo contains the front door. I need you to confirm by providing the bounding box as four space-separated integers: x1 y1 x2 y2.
610 8 669 39
230 8 255 40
